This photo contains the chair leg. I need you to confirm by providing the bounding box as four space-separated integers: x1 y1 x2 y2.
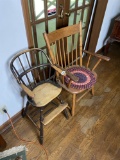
91 86 94 96
57 95 69 119
39 107 44 145
63 108 69 119
22 101 29 118
72 94 76 116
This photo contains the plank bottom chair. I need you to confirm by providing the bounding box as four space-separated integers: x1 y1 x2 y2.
10 48 69 144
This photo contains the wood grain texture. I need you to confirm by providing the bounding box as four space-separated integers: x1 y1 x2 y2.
2 43 120 159
33 83 62 106
43 103 68 125
88 0 108 52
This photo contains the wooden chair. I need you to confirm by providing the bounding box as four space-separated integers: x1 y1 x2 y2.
10 48 69 144
44 22 110 116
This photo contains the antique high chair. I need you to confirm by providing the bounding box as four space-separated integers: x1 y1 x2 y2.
44 21 110 116
10 48 69 144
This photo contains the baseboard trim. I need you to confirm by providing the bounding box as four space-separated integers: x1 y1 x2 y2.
0 110 22 134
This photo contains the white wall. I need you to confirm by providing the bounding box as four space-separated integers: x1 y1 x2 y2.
95 0 120 51
0 0 28 126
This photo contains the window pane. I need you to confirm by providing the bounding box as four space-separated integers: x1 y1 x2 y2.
78 0 83 7
28 0 32 21
34 0 45 20
39 49 48 64
31 26 35 46
82 29 85 42
36 22 46 48
83 7 89 27
69 12 74 26
85 0 91 5
70 0 75 9
76 9 82 24
48 18 56 32
47 0 56 17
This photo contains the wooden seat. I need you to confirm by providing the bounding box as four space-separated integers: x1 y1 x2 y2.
10 48 69 144
33 82 61 106
44 21 110 116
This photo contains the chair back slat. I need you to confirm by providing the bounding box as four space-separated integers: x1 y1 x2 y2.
51 43 56 64
55 41 60 66
18 57 25 72
23 72 34 88
36 68 41 81
48 66 52 79
31 69 37 85
42 66 47 81
79 21 82 67
71 35 74 66
58 40 63 68
62 38 67 68
74 33 79 65
66 38 70 67
53 41 57 65
25 52 31 67
12 65 20 81
75 44 78 66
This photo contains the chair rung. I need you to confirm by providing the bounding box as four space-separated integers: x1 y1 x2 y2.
43 103 68 125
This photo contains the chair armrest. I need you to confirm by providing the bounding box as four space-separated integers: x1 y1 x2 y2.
51 64 66 76
20 83 34 98
51 64 79 82
83 49 110 61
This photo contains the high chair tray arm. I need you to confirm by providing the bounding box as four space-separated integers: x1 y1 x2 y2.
51 64 79 82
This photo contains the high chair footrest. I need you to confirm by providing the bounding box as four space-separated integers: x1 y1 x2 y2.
43 103 68 125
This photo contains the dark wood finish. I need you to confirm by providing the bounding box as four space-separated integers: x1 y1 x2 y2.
21 0 34 48
0 135 7 151
2 43 120 159
10 48 69 144
44 22 110 116
88 0 108 52
83 50 110 61
111 16 120 39
105 16 120 54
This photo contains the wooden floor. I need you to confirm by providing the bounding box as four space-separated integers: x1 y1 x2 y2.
2 43 120 160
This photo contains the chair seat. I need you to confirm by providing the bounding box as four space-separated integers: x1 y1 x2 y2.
33 82 62 107
65 66 96 90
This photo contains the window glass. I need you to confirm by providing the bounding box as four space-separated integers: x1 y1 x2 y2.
36 22 46 48
48 18 56 32
78 0 83 7
34 0 45 20
47 0 56 17
70 0 76 9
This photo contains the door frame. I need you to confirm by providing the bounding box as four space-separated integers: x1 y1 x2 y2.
87 0 108 52
21 0 34 48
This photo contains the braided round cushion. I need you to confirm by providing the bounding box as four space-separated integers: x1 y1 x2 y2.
65 66 96 90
